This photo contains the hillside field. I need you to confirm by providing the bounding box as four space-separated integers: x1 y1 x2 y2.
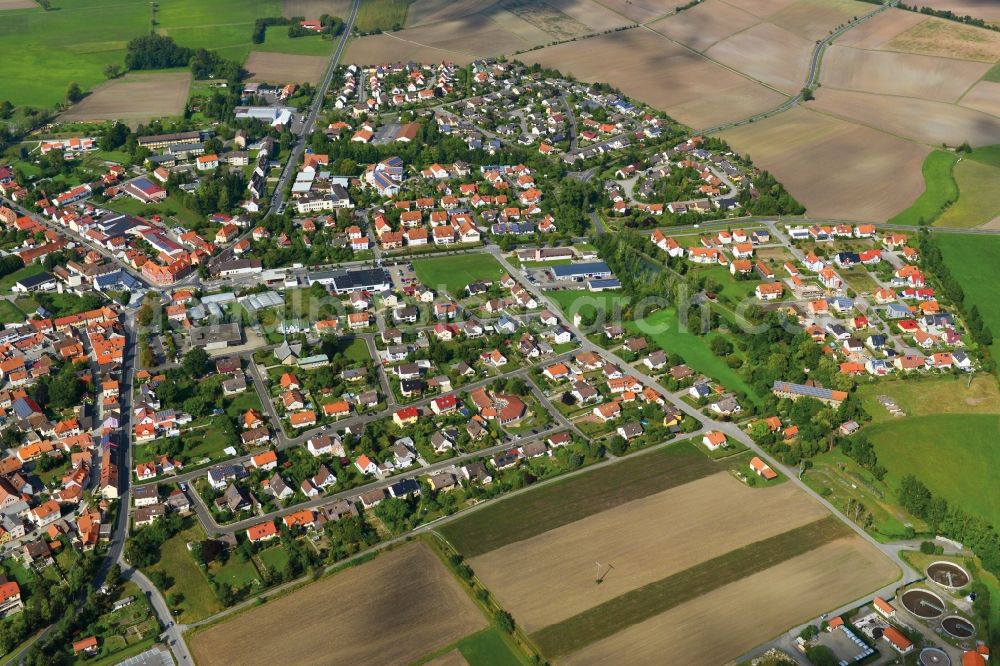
937 232 1000 356
887 150 958 226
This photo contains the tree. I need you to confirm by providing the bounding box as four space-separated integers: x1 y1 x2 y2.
0 101 13 120
494 610 515 633
103 64 122 79
181 346 210 378
66 82 83 103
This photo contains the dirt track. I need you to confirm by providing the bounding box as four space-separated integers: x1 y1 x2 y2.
471 473 827 633
190 542 486 666
562 537 899 665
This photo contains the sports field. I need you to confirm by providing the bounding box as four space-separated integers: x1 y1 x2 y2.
438 441 718 557
412 254 504 297
886 151 958 226
868 413 1000 530
470 473 827 632
190 542 486 666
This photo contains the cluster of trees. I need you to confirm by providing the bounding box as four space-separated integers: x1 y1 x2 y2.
839 435 886 481
907 4 1000 32
176 169 247 215
898 473 1000 592
0 551 104 664
124 34 243 83
30 361 86 413
126 512 185 568
739 169 806 216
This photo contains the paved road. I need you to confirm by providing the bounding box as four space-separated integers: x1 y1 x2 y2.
208 0 361 273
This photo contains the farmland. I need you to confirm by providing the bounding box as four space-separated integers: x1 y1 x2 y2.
559 535 898 665
438 441 718 557
470 473 828 632
523 28 787 130
916 0 1000 21
190 542 487 666
867 414 1000 530
886 151 958 226
886 16 1000 62
719 107 930 222
529 517 857 657
244 51 329 84
59 71 191 125
412 253 504 297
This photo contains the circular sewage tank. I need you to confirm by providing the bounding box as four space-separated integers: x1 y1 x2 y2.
902 589 946 619
927 561 971 589
942 615 976 639
919 647 951 666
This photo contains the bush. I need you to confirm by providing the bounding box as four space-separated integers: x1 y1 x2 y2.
920 540 936 554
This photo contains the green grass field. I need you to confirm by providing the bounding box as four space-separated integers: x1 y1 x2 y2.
355 0 411 33
438 441 716 558
544 290 760 402
867 413 1000 530
936 158 1000 228
455 629 528 666
530 516 850 658
937 232 1000 356
253 29 335 56
0 301 25 325
412 254 504 297
105 193 205 228
0 0 282 107
983 63 1000 83
145 523 223 623
887 150 958 226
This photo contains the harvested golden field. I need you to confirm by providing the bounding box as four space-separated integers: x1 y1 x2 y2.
245 51 328 84
833 7 925 48
812 88 1000 147
767 0 872 40
593 0 676 23
344 32 477 64
648 0 761 51
886 16 1000 62
917 0 1000 21
820 45 989 102
405 0 502 26
720 0 799 18
540 0 634 31
959 80 1000 117
190 543 486 666
706 21 812 93
524 28 786 129
470 473 827 633
59 71 190 125
562 537 899 665
720 107 930 222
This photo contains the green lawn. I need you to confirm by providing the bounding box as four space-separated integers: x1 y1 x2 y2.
438 441 715 557
355 0 411 33
937 232 1000 356
530 517 851 659
210 557 261 588
413 254 504 297
867 413 1000 530
144 522 223 623
257 545 290 574
105 193 204 228
982 62 1000 83
936 157 1000 228
887 150 958 226
629 308 760 403
0 263 45 293
0 301 25 325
